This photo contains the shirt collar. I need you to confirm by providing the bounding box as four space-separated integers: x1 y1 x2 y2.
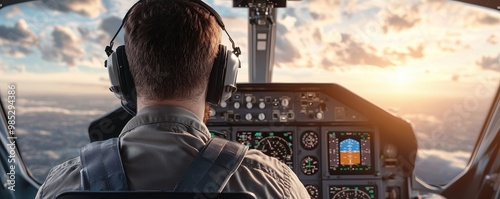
119 105 211 142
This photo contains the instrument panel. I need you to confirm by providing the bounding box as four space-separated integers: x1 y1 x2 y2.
206 84 417 199
89 83 417 199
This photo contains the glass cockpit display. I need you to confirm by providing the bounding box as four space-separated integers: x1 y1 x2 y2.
328 132 374 175
236 131 293 168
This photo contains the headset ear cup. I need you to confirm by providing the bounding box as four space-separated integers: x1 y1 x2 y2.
206 45 227 105
116 46 136 105
107 45 136 106
220 49 239 101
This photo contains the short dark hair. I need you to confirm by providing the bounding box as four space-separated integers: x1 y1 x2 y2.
124 0 221 101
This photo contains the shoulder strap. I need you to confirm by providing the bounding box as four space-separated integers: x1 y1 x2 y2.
174 137 248 192
79 138 129 191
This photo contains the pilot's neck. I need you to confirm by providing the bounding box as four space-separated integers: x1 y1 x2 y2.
136 96 206 121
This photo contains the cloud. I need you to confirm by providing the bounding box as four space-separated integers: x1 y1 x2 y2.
402 113 442 125
274 22 426 69
308 0 341 21
275 24 302 63
415 149 470 184
381 5 420 33
476 54 500 72
0 63 26 74
384 44 425 63
321 34 425 68
77 26 90 38
99 16 122 39
487 35 498 45
16 99 57 106
437 38 468 52
11 65 26 73
465 11 500 27
418 149 470 169
1 45 34 58
6 6 22 18
324 33 394 67
75 16 122 47
0 19 38 45
0 19 38 58
270 1 429 69
39 0 106 18
99 16 123 43
41 26 84 66
20 106 105 116
473 13 500 25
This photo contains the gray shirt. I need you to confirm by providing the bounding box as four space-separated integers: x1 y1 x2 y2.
35 105 309 199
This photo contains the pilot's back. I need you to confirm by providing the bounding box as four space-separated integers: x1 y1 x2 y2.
35 105 309 199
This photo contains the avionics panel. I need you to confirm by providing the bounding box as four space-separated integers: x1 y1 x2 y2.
235 131 294 168
328 131 374 175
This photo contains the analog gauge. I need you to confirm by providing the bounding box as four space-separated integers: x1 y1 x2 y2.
301 156 319 175
332 189 371 199
256 136 292 163
301 131 319 150
304 184 320 199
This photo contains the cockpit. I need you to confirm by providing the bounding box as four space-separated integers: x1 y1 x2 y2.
0 0 499 199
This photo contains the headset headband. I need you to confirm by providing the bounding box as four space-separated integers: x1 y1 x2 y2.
105 0 241 57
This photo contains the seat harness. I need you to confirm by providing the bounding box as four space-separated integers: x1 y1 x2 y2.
79 137 248 192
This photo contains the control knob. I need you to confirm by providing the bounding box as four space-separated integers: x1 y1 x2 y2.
245 113 252 121
281 98 289 107
315 112 324 120
259 102 266 109
258 113 265 121
245 96 252 102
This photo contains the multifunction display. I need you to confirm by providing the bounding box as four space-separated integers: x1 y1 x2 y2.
328 132 374 175
236 131 293 168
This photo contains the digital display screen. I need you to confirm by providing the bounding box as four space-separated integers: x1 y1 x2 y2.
236 131 293 168
329 185 377 199
328 132 374 175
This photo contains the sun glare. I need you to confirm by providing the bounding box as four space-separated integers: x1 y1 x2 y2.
391 68 414 86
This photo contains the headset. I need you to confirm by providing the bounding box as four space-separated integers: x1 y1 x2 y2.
104 0 241 115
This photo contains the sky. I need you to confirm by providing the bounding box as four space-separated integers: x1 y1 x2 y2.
0 0 499 185
0 0 498 96
0 0 497 116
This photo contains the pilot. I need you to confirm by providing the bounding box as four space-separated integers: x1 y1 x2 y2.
35 0 309 198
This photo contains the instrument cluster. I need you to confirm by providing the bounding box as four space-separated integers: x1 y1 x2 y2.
206 84 417 199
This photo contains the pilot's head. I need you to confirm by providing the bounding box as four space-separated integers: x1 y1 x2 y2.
123 0 221 114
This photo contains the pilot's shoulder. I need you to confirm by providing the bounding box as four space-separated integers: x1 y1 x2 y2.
228 149 309 198
241 149 287 175
36 157 81 199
